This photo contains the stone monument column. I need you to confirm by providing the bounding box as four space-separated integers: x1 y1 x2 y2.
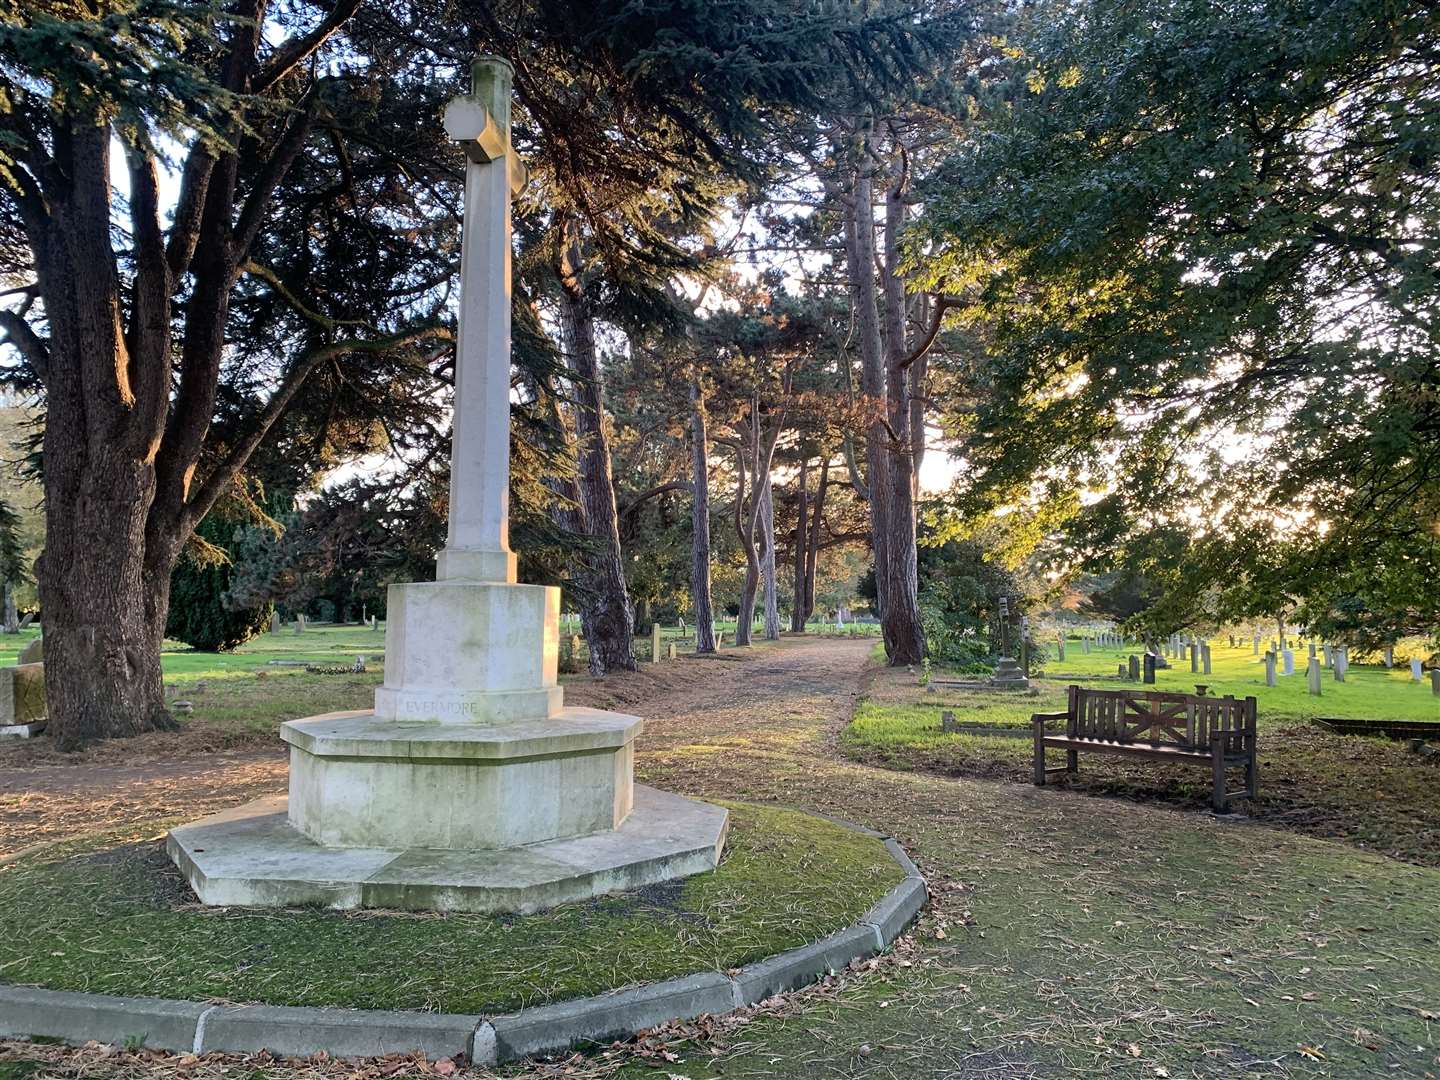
167 58 727 914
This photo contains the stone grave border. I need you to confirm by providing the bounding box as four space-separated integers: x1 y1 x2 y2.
0 822 926 1067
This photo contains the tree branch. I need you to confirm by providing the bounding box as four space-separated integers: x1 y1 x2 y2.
0 310 48 378
252 0 364 94
182 326 451 532
165 148 217 279
231 94 320 266
892 294 961 373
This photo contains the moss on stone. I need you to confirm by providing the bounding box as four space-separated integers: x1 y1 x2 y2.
0 802 901 1014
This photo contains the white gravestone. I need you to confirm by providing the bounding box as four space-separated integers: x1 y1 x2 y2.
1307 657 1321 696
1412 657 1424 682
1264 651 1277 687
1281 648 1294 676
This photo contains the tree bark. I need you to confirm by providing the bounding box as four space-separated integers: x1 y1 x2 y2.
7 3 365 747
732 442 760 647
557 237 637 674
759 474 780 640
791 458 808 632
690 379 717 654
844 161 892 632
803 456 831 626
878 147 925 665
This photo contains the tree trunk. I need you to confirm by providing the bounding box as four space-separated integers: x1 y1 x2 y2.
877 147 925 665
733 444 760 648
557 243 637 674
7 4 373 747
760 474 780 640
803 456 831 626
791 458 808 632
844 164 892 630
690 380 717 654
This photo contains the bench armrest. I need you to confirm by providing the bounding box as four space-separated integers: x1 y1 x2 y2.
1031 712 1069 722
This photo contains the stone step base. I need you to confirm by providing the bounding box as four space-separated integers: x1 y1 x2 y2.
167 785 727 914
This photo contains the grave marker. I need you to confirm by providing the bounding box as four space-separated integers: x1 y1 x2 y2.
1307 657 1321 695
1202 643 1213 675
1411 657 1423 682
1264 651 1276 687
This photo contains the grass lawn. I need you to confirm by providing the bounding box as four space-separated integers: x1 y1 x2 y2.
1 637 1439 1078
0 802 900 1014
844 638 1440 866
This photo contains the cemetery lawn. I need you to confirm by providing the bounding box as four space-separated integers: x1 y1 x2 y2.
0 802 900 1014
4 637 1440 1079
844 638 1440 866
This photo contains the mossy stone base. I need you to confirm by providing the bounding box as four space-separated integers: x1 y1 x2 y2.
167 785 727 913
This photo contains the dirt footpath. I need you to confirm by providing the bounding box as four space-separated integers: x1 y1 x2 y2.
0 637 872 857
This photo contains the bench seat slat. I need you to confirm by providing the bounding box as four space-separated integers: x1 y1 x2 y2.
1040 734 1249 764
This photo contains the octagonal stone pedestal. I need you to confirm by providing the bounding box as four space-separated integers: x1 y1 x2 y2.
284 709 640 850
167 707 728 914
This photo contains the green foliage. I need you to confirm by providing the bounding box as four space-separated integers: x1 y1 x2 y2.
913 0 1440 644
165 515 274 653
914 532 1023 665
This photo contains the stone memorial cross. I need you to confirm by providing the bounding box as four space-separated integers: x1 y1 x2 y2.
438 59 529 584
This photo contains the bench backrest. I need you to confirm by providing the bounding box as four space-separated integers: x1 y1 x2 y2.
1066 686 1256 750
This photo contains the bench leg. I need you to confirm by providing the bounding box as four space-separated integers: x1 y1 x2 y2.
1211 733 1228 813
1246 750 1259 800
1066 748 1078 776
1033 736 1046 786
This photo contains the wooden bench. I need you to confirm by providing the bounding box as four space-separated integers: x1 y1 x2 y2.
1032 686 1258 812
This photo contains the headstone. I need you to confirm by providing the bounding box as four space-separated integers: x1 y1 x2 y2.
941 710 960 734
667 642 677 661
1333 656 1345 682
0 662 45 737
650 623 662 664
1056 636 1065 662
1252 635 1260 656
1383 645 1394 669
1337 647 1349 677
1143 653 1156 684
370 615 379 631
17 638 42 665
1264 651 1276 687
1190 644 1199 673
1412 657 1424 682
1202 643 1213 675
1128 654 1140 681
1082 636 1090 654
1322 644 1332 668
1433 668 1440 697
1228 634 1235 648
1281 648 1294 676
1308 642 1316 659
270 612 281 634
293 618 303 635
1117 662 1127 678
352 656 367 673
1307 657 1322 695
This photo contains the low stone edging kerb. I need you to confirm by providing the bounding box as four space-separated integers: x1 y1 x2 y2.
0 826 927 1066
